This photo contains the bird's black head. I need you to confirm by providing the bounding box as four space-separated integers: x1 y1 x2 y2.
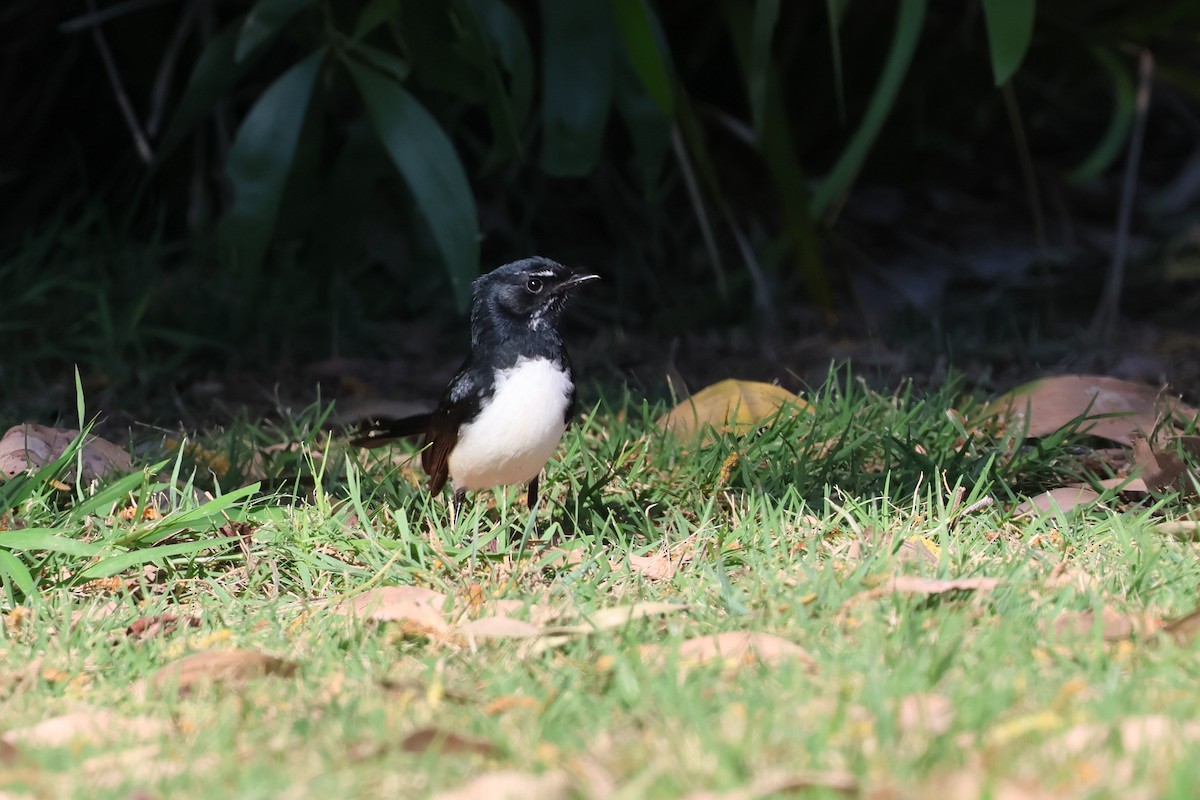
470 257 598 342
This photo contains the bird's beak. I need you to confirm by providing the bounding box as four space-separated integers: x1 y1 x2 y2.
558 272 600 293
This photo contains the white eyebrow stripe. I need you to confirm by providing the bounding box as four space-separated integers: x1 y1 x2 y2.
530 270 558 278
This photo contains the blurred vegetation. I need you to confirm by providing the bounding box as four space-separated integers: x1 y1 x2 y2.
3 0 1200 387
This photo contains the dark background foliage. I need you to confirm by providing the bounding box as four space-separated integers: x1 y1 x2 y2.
3 0 1200 417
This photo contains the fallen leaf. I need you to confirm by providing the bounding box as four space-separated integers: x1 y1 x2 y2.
401 727 498 758
839 575 1001 619
125 613 201 641
624 552 681 581
984 374 1195 446
1057 715 1200 756
523 602 690 657
540 602 690 635
1 710 169 748
335 586 451 635
1014 487 1102 516
455 615 541 641
1131 435 1200 497
646 632 815 671
431 769 571 800
149 649 296 695
0 424 132 483
1051 609 1162 641
1152 520 1200 540
1158 605 1200 646
681 770 859 800
659 379 809 443
886 575 1001 595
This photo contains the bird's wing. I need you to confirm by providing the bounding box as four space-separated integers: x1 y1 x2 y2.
422 364 482 495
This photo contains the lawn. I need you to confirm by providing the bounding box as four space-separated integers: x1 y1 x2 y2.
2 374 1200 799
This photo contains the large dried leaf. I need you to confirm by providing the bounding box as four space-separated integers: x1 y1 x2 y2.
432 769 570 800
659 380 809 442
984 374 1195 446
455 615 541 641
401 727 498 758
1 710 170 749
682 770 858 800
1014 487 1101 517
840 575 1001 618
645 632 814 671
1159 605 1200 646
0 424 132 482
540 602 690 635
149 649 296 694
1131 435 1200 497
1051 608 1162 641
335 586 451 635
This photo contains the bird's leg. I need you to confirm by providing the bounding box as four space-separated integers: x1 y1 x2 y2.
514 475 540 545
450 488 467 529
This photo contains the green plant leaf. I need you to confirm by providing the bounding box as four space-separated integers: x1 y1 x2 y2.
74 537 239 582
825 0 848 124
0 529 104 558
237 0 321 62
0 548 36 600
810 0 925 218
981 0 1035 86
346 60 480 310
218 50 323 279
1069 46 1134 183
353 0 401 39
345 40 411 85
609 0 675 117
467 0 535 128
539 0 616 177
748 0 780 137
613 60 672 193
453 0 525 162
156 20 245 166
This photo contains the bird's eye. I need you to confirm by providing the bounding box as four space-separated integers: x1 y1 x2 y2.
526 278 544 294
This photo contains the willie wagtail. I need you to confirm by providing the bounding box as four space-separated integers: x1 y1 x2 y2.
353 257 598 518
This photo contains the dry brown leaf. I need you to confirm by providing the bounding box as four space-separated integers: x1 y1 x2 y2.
1152 520 1200 540
1057 715 1200 756
681 770 858 800
1158 605 1200 646
886 575 1001 595
401 727 498 758
540 602 690 635
658 379 809 443
125 613 201 641
0 424 132 483
624 552 681 581
839 575 1000 619
149 649 296 695
984 374 1195 446
1 710 169 749
336 586 451 635
1014 487 1101 516
1131 435 1200 497
1051 608 1162 641
431 769 571 800
644 632 815 671
455 615 541 641
522 602 690 657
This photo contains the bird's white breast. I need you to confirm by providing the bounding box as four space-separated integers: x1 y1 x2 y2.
448 357 572 492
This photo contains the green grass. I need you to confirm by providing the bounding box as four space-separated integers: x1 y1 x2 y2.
3 375 1200 798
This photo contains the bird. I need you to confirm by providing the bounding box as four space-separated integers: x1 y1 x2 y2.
353 257 598 528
